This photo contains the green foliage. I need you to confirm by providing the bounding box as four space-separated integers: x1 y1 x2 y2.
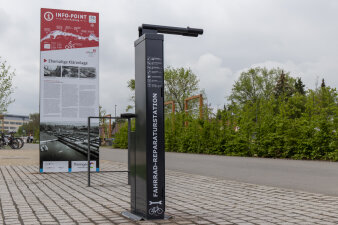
99 106 109 139
321 78 326 88
126 79 135 112
295 77 306 95
274 70 295 99
229 67 281 105
113 119 135 149
114 66 338 161
164 67 200 112
17 113 40 141
0 57 15 113
128 79 135 90
113 122 128 149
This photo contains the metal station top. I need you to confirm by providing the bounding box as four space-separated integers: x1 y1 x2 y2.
138 24 203 37
120 113 136 119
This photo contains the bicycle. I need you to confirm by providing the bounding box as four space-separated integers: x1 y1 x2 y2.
9 132 24 149
16 137 24 148
0 132 21 149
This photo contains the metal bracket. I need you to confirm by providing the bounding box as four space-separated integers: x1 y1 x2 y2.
121 211 172 221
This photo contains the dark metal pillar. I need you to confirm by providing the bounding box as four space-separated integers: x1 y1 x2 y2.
127 117 131 185
133 33 165 220
129 131 136 211
123 24 203 221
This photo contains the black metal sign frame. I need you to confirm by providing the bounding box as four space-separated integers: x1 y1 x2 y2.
87 116 129 187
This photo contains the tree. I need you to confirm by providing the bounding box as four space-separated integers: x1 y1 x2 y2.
229 67 281 105
321 78 326 88
0 57 15 113
115 66 338 161
99 105 108 137
295 77 306 95
164 67 200 112
274 70 295 99
17 113 39 140
99 105 107 117
126 79 135 112
126 67 201 112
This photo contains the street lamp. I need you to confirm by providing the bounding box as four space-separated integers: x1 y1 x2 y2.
114 104 117 118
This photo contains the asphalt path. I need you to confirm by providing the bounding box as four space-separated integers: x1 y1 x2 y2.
100 148 338 197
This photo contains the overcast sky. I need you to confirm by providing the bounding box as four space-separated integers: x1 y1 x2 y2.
1 0 337 116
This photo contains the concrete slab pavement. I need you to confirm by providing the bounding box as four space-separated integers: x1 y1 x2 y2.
1 145 338 224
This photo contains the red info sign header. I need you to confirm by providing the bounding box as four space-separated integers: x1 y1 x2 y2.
41 8 99 51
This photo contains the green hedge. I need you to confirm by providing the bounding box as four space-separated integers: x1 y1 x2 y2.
114 87 338 161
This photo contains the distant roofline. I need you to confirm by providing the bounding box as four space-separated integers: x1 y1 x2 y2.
2 114 30 119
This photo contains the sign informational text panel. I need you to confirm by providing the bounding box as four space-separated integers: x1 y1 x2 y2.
39 8 99 173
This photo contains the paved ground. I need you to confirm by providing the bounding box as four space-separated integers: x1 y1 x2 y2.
1 145 338 224
0 144 38 166
101 148 338 197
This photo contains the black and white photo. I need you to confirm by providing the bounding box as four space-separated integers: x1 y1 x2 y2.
79 67 96 78
62 66 79 78
44 65 61 77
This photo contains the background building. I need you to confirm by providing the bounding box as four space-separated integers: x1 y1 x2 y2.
0 114 30 133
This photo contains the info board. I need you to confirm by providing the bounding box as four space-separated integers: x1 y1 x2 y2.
39 8 99 173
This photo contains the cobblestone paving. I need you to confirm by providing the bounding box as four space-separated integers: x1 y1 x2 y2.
0 161 338 224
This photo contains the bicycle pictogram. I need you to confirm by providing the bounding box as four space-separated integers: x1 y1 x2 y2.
65 41 76 49
148 205 163 215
